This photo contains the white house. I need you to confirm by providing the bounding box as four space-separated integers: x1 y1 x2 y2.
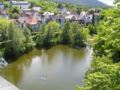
85 14 93 23
65 15 77 21
94 13 99 23
0 2 4 10
43 12 54 19
59 8 71 16
54 14 66 28
79 11 86 20
32 7 42 12
42 12 54 23
10 1 30 9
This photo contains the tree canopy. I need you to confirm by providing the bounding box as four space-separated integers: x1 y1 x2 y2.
77 3 120 90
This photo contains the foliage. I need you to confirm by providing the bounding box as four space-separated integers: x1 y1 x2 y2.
114 0 120 4
0 18 10 42
8 7 20 19
71 23 88 47
94 8 120 62
77 3 120 90
0 50 3 57
60 21 71 44
4 24 26 58
0 19 34 59
23 28 35 51
36 21 61 48
28 0 58 13
77 56 120 90
36 21 88 48
10 13 19 19
0 19 88 59
88 24 97 35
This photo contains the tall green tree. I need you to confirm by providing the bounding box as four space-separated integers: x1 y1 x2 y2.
71 23 86 47
36 21 60 48
77 3 120 90
4 24 26 58
23 28 34 51
0 19 10 42
60 21 71 44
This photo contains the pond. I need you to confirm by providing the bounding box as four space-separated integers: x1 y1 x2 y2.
0 45 93 90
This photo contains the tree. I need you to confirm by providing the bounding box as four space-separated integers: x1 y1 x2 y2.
9 7 20 19
36 21 60 48
11 7 20 14
0 19 10 42
71 23 86 47
58 3 64 9
114 0 120 4
45 21 60 44
77 57 120 90
88 24 97 35
4 24 26 58
10 13 19 19
77 4 120 90
84 72 111 90
0 50 3 57
23 28 34 51
36 33 44 48
60 21 71 44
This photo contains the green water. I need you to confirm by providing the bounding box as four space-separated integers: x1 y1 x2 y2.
0 45 93 90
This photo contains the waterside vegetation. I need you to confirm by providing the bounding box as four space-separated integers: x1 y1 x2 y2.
77 0 120 90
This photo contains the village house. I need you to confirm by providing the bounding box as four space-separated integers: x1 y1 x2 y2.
10 1 30 9
0 2 4 10
54 9 96 26
42 12 54 23
65 15 77 21
0 10 9 19
79 11 86 20
88 9 100 24
9 5 42 32
25 16 41 31
59 8 71 16
84 14 93 24
78 11 93 24
16 15 41 32
54 14 66 28
20 9 32 15
7 1 100 31
93 12 100 24
32 7 42 12
21 8 39 17
17 16 28 28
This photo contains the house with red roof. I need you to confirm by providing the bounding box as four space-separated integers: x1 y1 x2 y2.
25 16 41 31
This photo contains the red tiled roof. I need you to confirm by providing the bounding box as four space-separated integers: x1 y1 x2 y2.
26 16 38 25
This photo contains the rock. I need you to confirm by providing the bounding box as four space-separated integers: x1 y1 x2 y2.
0 57 8 68
0 76 20 90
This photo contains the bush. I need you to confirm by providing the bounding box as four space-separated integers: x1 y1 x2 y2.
10 13 19 19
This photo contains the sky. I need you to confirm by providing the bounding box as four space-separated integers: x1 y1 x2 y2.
98 0 114 6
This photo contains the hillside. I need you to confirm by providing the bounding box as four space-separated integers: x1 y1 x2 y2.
54 0 108 7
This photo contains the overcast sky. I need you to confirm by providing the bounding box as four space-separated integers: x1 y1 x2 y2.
98 0 114 6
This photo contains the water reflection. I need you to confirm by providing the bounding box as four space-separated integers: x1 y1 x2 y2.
0 45 93 90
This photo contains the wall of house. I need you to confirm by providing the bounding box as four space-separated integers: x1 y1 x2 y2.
0 5 4 10
20 4 29 9
12 4 29 9
31 23 40 32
